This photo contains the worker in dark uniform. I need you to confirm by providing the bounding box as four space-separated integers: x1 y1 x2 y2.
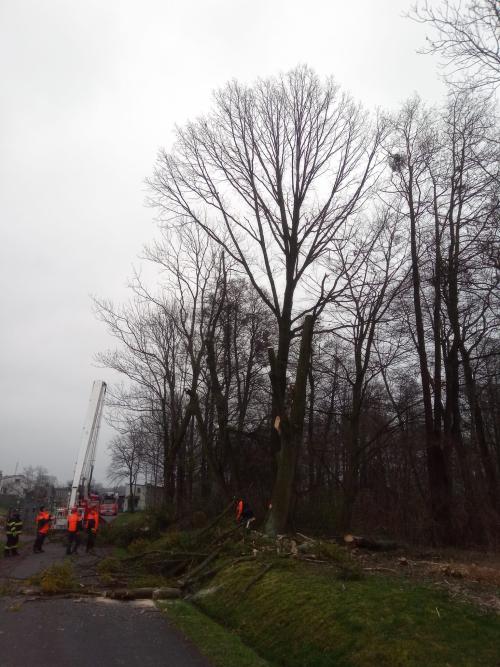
66 507 81 555
85 507 99 552
33 506 52 553
4 511 23 557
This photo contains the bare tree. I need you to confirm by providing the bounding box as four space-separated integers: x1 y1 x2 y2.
325 209 407 530
148 66 386 535
388 97 455 543
108 430 143 512
23 466 57 504
437 91 500 515
94 296 184 504
388 90 499 543
411 0 500 90
141 227 235 499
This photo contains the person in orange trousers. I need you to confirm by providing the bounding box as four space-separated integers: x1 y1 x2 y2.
33 506 52 553
66 507 81 555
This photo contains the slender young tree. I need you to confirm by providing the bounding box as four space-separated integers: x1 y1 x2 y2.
388 97 455 543
108 430 144 512
326 209 407 530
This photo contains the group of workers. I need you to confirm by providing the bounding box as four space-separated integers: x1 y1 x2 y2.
63 505 99 555
5 496 252 558
4 505 100 558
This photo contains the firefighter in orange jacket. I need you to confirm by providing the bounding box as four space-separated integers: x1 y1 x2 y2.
85 508 99 552
66 507 81 555
33 506 52 553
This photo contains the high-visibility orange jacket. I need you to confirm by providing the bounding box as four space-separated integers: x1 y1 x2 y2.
36 511 51 534
67 513 79 532
236 500 243 521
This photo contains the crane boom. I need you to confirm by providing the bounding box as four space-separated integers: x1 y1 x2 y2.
69 380 107 509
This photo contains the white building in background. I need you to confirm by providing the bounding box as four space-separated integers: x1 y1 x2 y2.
121 484 163 512
0 474 29 497
122 484 147 512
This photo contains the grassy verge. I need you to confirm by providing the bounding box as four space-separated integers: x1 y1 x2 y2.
160 600 272 667
195 560 500 667
99 518 500 666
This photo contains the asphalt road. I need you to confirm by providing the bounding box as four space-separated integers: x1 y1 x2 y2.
0 539 212 667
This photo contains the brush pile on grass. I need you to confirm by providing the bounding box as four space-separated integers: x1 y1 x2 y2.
99 504 362 593
100 509 173 547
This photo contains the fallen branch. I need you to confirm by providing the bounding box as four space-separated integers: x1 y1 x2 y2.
186 555 256 589
181 545 224 587
243 563 273 594
122 550 208 563
211 522 245 546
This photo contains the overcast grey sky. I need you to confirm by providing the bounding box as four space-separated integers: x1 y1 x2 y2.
0 0 445 484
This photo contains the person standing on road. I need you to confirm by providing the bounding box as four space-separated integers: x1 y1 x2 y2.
4 511 23 557
66 507 81 555
33 506 52 553
85 507 99 552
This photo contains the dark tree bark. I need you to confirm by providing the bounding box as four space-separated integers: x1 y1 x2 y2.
266 315 314 535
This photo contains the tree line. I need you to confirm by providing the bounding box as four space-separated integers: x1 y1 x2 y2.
97 2 499 545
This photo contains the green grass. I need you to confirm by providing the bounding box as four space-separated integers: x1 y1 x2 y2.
110 511 146 527
100 518 500 665
160 600 272 667
195 560 500 667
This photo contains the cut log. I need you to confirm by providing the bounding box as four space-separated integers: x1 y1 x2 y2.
152 587 181 600
344 534 398 551
107 587 155 600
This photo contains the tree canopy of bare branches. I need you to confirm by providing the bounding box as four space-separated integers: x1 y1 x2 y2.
148 65 387 535
95 66 499 547
411 0 500 91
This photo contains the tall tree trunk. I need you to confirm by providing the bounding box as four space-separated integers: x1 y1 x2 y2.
307 364 316 493
460 344 499 511
129 473 135 513
205 336 240 493
190 391 231 500
266 315 314 536
408 175 453 544
340 381 362 533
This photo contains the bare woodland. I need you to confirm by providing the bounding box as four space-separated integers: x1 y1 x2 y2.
96 2 499 545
